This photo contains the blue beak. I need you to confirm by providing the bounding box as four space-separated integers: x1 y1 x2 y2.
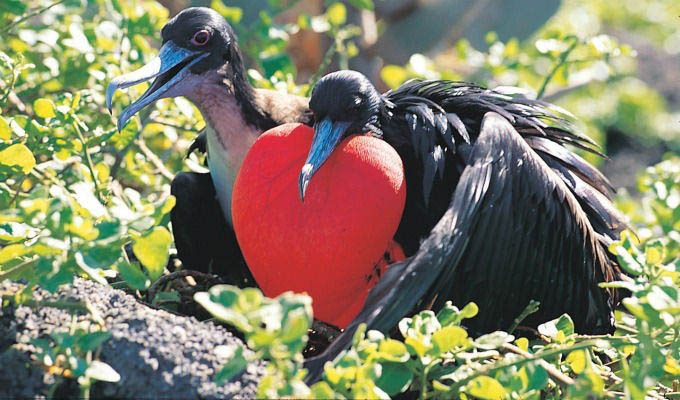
298 118 351 202
106 41 208 131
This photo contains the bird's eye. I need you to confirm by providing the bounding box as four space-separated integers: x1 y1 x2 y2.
191 30 211 46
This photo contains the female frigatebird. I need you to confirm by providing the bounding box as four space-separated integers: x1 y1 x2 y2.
107 7 312 281
298 70 627 345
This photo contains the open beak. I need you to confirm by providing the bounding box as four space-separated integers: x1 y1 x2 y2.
106 41 208 131
298 117 351 202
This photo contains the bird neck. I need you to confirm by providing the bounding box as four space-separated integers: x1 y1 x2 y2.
182 64 309 225
185 78 264 175
178 64 272 225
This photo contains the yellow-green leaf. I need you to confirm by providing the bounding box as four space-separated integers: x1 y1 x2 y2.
566 350 587 374
116 260 151 290
0 244 26 264
326 3 347 26
515 337 529 352
161 195 176 215
34 98 56 119
132 227 172 281
381 65 407 89
432 326 467 353
210 0 242 23
0 116 10 140
466 376 506 400
0 143 36 174
378 339 409 362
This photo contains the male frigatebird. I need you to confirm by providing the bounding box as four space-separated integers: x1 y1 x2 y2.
106 7 311 281
298 71 628 375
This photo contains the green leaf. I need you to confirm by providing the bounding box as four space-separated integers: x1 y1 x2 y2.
377 339 409 362
566 350 587 374
194 291 252 333
132 227 172 281
346 0 374 10
34 98 56 118
0 143 36 174
380 65 407 89
460 302 479 319
309 381 337 398
375 362 413 396
613 244 644 275
0 116 10 140
0 243 26 265
431 326 467 353
215 345 248 383
85 360 120 382
519 362 548 392
0 0 28 14
77 331 112 352
475 331 514 350
465 376 506 400
115 260 151 290
210 0 243 23
279 307 310 343
537 314 574 339
404 336 430 357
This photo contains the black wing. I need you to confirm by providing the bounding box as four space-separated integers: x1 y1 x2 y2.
305 112 622 382
170 171 255 287
381 79 625 254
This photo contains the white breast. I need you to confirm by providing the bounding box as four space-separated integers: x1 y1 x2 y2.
206 125 236 226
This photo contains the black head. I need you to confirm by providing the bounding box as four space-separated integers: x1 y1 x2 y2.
107 7 248 130
298 70 384 201
160 7 238 75
309 70 382 136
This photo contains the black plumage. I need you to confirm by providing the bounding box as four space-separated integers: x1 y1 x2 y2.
302 70 627 379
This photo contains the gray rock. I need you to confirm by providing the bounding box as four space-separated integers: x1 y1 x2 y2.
0 278 265 399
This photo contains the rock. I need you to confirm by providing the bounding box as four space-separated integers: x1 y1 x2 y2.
0 278 264 399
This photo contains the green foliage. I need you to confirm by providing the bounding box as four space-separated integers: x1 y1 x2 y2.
379 0 680 156
194 285 315 398
1 0 679 398
29 317 119 398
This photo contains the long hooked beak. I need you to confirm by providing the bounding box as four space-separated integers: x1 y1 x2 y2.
106 41 208 131
298 117 351 202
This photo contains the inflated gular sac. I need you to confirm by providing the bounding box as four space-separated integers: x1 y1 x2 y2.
232 123 406 328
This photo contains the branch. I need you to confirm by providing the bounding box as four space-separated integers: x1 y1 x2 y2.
1 0 67 34
501 343 574 387
146 269 220 303
134 136 175 181
536 38 579 100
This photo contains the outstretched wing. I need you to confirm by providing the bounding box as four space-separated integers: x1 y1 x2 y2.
305 112 620 382
382 79 626 254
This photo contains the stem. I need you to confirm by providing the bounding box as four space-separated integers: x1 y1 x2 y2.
449 337 632 394
0 257 38 281
134 136 174 181
72 121 103 202
1 0 68 34
536 38 579 100
146 269 219 303
149 119 202 133
7 175 28 207
508 300 540 334
1 295 89 312
306 40 338 96
501 343 573 387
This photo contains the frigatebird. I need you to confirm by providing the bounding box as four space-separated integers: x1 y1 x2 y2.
299 70 628 375
107 6 628 379
106 7 311 281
